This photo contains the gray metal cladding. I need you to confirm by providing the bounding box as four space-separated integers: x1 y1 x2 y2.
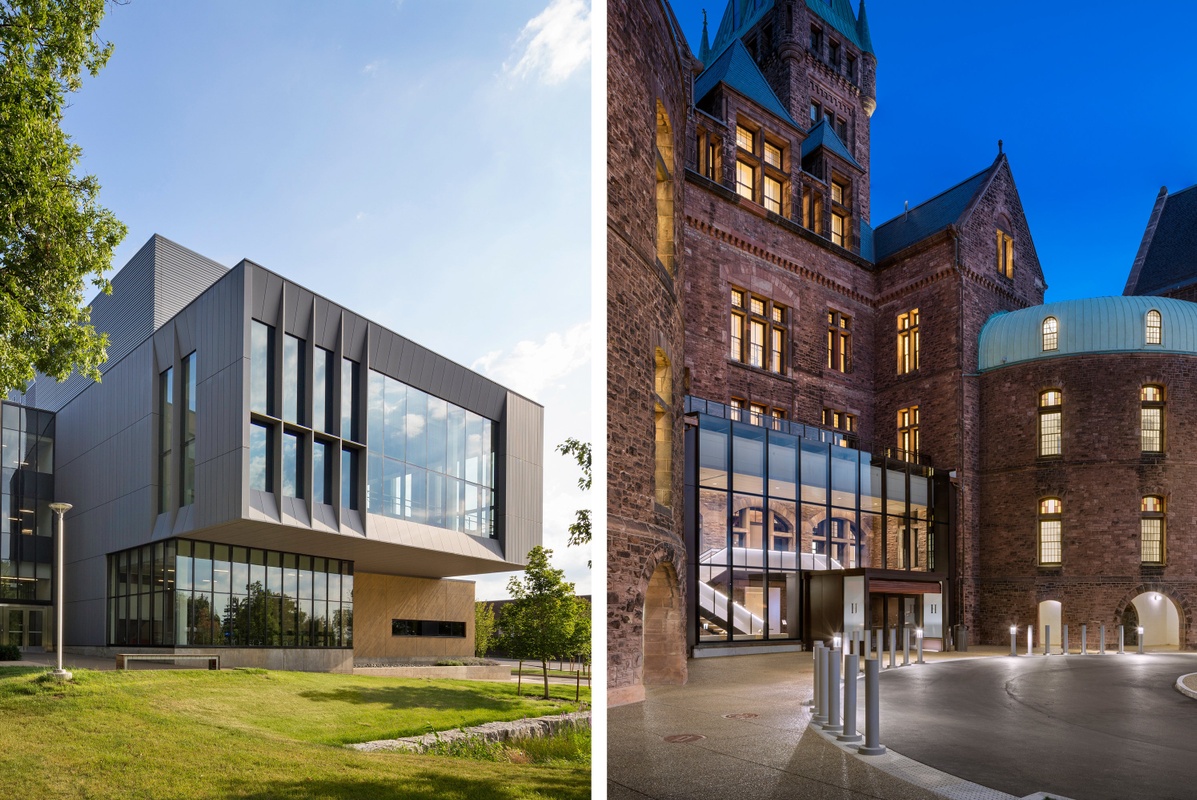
496 391 544 565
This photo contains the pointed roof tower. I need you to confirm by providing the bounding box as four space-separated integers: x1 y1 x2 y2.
694 39 800 128
700 9 711 63
855 0 875 54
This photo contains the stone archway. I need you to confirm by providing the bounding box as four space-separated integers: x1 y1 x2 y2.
1115 585 1188 651
643 560 686 685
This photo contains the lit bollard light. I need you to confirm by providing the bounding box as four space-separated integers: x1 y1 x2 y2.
1062 624 1069 656
1010 625 1018 657
1100 624 1106 654
838 651 863 744
1118 624 1125 654
902 628 911 666
1138 626 1145 655
858 656 886 756
916 628 924 664
1044 624 1051 656
1026 625 1033 656
816 644 830 724
888 628 897 669
1081 624 1088 655
823 648 842 733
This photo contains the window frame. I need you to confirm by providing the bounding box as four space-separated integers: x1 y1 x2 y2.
1038 389 1062 458
730 287 787 373
897 309 920 374
1038 497 1063 566
1141 384 1165 454
826 309 852 373
897 405 919 459
1140 495 1165 565
1146 309 1162 345
1042 317 1058 352
996 228 1014 279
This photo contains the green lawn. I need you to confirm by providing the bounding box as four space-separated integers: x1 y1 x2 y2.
0 666 590 799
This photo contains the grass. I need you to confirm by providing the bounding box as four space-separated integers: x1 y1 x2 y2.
425 726 591 766
0 666 590 799
511 668 591 679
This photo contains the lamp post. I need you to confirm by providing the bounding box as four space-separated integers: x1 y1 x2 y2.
49 502 73 681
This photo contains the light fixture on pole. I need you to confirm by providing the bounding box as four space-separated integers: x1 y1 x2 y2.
49 502 73 681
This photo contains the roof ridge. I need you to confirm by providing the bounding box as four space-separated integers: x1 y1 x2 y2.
874 162 995 231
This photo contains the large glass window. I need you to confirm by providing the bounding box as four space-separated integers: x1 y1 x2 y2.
1141 496 1165 564
341 358 360 441
897 309 919 374
1038 390 1062 457
313 347 335 433
1141 385 1164 453
159 367 173 513
1146 310 1162 345
250 422 272 493
1042 317 1058 351
282 431 303 499
283 334 306 425
730 288 785 373
181 352 196 506
313 440 333 505
1 402 55 605
1038 498 1062 565
251 320 275 416
341 447 358 510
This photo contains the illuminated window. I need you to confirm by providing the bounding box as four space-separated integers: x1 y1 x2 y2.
656 102 675 274
1038 498 1062 566
831 181 847 205
764 141 782 169
996 229 1014 279
823 408 856 446
1141 496 1165 564
770 408 786 430
736 125 755 151
729 397 745 422
803 186 824 233
897 406 919 458
736 160 755 201
1038 390 1062 457
831 212 847 247
1141 385 1164 453
654 349 672 506
749 403 767 426
827 310 851 373
1146 310 1162 345
730 288 786 372
897 309 920 374
763 175 782 214
1042 317 1058 351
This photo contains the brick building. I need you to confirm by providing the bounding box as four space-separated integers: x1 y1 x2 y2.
608 0 1197 703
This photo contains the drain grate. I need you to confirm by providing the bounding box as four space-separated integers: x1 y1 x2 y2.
722 712 759 720
663 734 707 743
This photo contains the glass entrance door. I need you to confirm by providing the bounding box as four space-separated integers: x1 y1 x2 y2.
0 607 47 649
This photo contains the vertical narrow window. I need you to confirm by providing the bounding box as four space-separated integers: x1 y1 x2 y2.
656 101 675 274
810 101 821 125
313 440 332 505
846 54 856 82
731 289 785 371
341 447 359 510
828 40 840 69
1141 385 1164 453
1038 390 1062 457
735 124 755 151
250 422 273 493
827 310 851 372
283 334 306 425
729 397 745 422
763 176 782 214
730 289 744 361
1146 310 1162 345
764 141 782 169
1038 498 1062 565
809 26 822 55
654 349 672 507
1042 317 1058 351
181 352 196 506
313 346 334 433
897 309 920 374
897 406 919 458
770 408 786 430
251 320 275 416
831 212 847 247
748 403 766 426
282 431 303 499
771 326 784 373
1141 496 1165 564
735 160 755 201
748 319 765 367
342 358 360 441
158 366 174 513
996 228 1014 278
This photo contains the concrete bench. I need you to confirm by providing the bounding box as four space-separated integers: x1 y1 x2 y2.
116 653 220 671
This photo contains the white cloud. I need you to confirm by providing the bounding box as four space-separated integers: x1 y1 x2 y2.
504 0 590 86
471 321 590 401
362 59 384 75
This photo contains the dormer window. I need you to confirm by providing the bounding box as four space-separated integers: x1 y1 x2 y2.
831 180 848 206
828 40 840 69
1042 317 1058 351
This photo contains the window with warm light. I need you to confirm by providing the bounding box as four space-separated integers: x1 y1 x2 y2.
697 129 722 183
1038 498 1062 565
996 228 1014 279
1038 390 1062 457
736 160 755 202
1141 385 1165 453
897 406 919 458
654 349 672 507
656 102 675 274
1141 496 1165 564
827 310 851 372
730 288 786 372
897 309 919 374
1146 310 1162 345
1042 317 1058 351
823 408 856 447
729 397 745 422
831 212 848 247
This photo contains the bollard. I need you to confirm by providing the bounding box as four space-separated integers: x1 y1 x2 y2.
1137 627 1145 655
807 641 822 708
816 645 830 724
838 652 863 743
902 628 911 667
1100 624 1106 654
1010 625 1018 657
888 628 897 669
1118 625 1125 654
1063 624 1069 656
916 630 924 664
1026 625 1033 656
1044 624 1051 656
1081 624 1087 655
874 628 882 658
859 657 886 756
823 648 842 733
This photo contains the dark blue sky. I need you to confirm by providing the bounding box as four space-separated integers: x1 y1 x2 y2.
667 0 1197 301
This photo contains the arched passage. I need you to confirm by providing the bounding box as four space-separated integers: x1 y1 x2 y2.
643 561 686 685
1130 591 1181 649
1038 600 1061 652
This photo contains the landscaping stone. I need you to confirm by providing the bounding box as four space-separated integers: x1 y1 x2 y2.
348 711 590 753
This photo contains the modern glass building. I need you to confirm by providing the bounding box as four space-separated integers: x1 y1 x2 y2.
685 397 953 649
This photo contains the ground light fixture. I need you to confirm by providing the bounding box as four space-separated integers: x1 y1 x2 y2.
1010 625 1018 656
833 633 842 650
1138 626 1146 655
915 628 924 663
48 502 73 681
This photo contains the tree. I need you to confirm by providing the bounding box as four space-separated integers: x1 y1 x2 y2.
568 596 591 671
556 438 591 565
501 546 577 699
0 1 128 395
474 601 496 658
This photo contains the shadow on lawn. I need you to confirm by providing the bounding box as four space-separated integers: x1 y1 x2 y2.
296 684 538 713
229 768 588 800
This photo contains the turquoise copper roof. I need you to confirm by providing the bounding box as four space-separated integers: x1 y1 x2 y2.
695 39 800 128
977 296 1197 371
708 0 776 63
805 0 872 54
873 162 996 262
801 117 861 169
707 0 873 64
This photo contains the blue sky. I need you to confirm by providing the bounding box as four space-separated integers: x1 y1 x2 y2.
65 0 592 599
671 0 1197 300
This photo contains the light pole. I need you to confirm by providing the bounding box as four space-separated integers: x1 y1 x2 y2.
49 502 72 681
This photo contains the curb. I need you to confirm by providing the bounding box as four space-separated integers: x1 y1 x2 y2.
1175 672 1197 699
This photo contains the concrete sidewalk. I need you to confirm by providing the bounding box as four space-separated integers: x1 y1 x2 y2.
609 647 1012 800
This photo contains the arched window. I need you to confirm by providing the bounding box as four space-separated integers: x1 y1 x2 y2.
655 101 675 275
654 348 672 506
1146 310 1162 345
1042 317 1058 351
1141 385 1165 453
1038 390 1062 457
1038 498 1062 566
1141 496 1165 564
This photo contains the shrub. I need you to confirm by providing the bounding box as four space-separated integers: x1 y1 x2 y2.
435 659 465 667
0 645 21 662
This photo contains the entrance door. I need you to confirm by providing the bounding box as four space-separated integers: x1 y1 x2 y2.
7 609 24 647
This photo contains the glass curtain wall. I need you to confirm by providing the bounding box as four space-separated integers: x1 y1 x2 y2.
1 403 54 604
688 399 942 643
108 538 353 648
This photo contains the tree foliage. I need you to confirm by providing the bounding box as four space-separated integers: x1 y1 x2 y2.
474 601 496 658
0 0 127 395
555 438 591 564
501 546 581 699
